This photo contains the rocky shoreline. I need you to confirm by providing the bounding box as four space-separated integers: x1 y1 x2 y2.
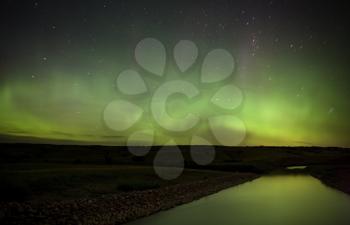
0 173 258 225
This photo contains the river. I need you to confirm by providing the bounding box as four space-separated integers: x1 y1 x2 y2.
127 175 350 225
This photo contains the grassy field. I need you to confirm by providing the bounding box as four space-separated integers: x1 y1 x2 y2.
1 143 350 202
0 163 230 202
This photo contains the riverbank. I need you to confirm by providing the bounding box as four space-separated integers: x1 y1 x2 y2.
0 173 258 225
309 165 350 195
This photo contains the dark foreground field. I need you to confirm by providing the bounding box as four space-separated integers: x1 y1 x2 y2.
0 144 349 225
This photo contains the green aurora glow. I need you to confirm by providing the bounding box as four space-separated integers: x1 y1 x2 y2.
1 52 349 147
1 1 349 147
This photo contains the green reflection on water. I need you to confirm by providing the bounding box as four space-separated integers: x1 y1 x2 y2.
128 175 350 225
286 166 307 170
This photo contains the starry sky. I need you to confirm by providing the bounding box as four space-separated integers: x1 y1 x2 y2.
0 0 349 147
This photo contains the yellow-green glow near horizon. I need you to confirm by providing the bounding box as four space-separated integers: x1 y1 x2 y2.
1 1 348 147
1 53 349 147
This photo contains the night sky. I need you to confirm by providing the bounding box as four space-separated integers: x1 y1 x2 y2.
0 0 349 147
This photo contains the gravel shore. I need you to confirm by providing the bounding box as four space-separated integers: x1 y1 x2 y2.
0 173 258 225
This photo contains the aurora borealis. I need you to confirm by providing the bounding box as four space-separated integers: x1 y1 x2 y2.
0 0 349 147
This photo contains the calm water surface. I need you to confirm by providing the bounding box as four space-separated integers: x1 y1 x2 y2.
127 175 350 225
